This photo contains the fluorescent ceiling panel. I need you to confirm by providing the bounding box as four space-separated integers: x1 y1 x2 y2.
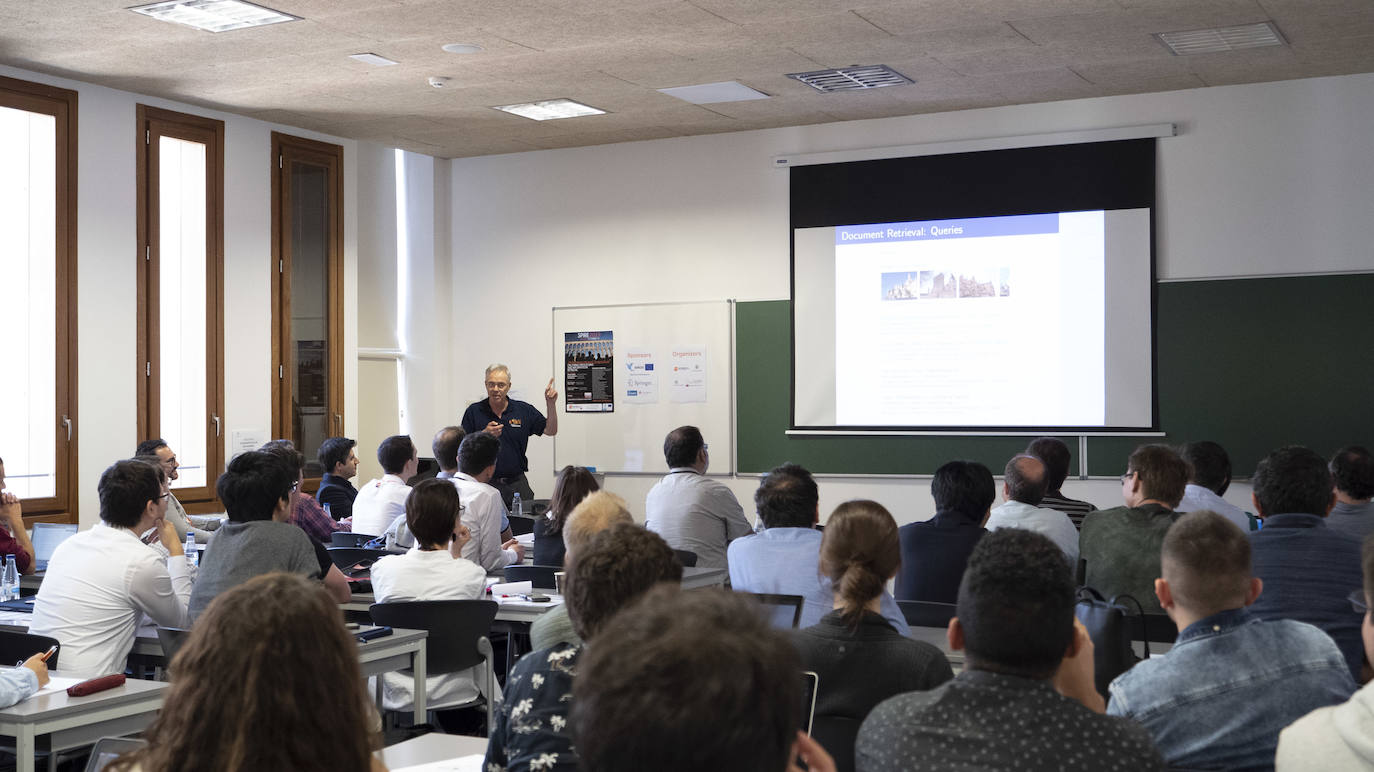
130 0 299 33
493 99 607 121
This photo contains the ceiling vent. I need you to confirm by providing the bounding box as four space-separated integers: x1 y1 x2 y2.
786 65 913 93
1155 21 1286 56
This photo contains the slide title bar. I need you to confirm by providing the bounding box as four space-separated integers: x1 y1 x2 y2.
835 213 1059 245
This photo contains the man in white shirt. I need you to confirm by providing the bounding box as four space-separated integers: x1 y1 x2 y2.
446 433 523 573
352 435 418 537
1177 441 1250 531
985 454 1080 565
645 425 750 569
30 459 192 678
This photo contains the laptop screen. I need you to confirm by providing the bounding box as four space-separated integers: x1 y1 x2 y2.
30 523 77 569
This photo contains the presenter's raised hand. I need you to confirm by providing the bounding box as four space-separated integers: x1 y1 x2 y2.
544 377 558 403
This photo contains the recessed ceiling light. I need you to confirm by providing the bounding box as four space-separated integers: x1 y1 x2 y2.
492 99 606 121
658 81 770 105
786 65 913 93
442 43 484 55
129 0 299 33
349 52 398 66
1155 21 1286 56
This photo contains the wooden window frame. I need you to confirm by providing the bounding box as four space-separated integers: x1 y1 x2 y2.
0 75 78 524
135 105 226 511
270 132 345 492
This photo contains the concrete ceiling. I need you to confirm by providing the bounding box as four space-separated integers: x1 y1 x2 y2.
2 0 1372 158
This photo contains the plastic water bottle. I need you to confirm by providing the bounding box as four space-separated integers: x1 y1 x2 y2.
513 492 523 518
185 532 198 567
2 555 16 601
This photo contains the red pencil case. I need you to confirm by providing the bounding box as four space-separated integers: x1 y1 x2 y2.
67 674 125 696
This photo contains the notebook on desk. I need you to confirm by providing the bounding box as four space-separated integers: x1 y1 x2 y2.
31 522 77 571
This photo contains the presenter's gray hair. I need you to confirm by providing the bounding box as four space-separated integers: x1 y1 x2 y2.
485 363 510 380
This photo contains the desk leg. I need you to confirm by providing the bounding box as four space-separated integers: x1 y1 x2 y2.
16 725 34 772
412 642 427 725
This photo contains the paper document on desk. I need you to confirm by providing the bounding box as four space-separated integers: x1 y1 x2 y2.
32 676 82 697
391 755 483 772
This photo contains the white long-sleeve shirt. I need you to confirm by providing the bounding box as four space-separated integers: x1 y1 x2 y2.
30 523 192 678
447 473 518 573
351 475 411 538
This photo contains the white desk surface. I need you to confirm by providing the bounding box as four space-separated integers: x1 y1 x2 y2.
0 674 168 772
376 733 488 770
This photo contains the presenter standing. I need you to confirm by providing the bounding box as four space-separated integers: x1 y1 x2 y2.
461 364 558 506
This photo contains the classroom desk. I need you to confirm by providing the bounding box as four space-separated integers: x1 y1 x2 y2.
376 732 488 770
0 614 431 725
357 627 429 725
0 675 168 772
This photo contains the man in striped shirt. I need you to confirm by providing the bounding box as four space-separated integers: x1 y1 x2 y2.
1026 437 1097 529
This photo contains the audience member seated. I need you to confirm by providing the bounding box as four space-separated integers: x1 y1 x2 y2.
370 478 492 723
1278 535 1374 770
1026 437 1097 528
260 440 349 547
0 652 48 708
1327 446 1374 542
1176 440 1250 530
135 439 215 543
730 465 908 633
31 459 191 678
534 465 598 567
894 460 992 603
189 451 350 622
352 435 418 538
0 456 37 574
986 454 1079 564
316 436 361 521
792 499 952 761
528 491 634 651
1248 445 1365 681
572 585 836 772
1108 511 1354 769
1079 444 1188 613
645 425 750 569
485 522 683 772
433 426 512 543
856 529 1163 772
445 432 523 572
108 572 383 772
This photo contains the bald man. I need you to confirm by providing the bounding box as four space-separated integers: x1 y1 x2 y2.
984 454 1079 564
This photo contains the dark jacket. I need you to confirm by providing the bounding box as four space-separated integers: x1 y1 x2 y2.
895 511 986 603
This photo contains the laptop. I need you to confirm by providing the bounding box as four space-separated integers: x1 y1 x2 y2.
30 522 77 572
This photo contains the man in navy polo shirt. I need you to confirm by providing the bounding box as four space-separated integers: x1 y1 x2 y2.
461 363 559 505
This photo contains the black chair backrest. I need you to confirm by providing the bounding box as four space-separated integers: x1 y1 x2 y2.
504 564 559 589
811 716 861 772
0 630 58 670
332 532 377 548
1134 612 1178 644
897 600 956 628
738 592 804 628
369 599 499 675
672 549 698 567
156 626 190 664
529 498 551 517
326 547 391 572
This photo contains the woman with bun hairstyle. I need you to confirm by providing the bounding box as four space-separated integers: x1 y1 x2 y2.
791 500 954 771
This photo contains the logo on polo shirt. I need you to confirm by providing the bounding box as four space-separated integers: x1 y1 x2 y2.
510 419 522 427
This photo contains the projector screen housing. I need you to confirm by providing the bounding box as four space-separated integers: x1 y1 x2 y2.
790 139 1158 434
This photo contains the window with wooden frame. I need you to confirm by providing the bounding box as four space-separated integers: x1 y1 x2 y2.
0 75 78 523
136 105 225 510
271 132 344 485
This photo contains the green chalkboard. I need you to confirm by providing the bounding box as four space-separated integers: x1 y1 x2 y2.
736 274 1374 476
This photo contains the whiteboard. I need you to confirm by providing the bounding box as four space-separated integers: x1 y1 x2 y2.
552 301 734 475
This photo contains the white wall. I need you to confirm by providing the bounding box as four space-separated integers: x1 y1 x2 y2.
0 64 362 527
446 72 1374 526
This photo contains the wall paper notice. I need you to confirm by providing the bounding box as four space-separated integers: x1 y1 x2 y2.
565 331 614 412
670 344 707 403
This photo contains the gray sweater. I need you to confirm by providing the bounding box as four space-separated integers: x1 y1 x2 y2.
188 520 322 622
